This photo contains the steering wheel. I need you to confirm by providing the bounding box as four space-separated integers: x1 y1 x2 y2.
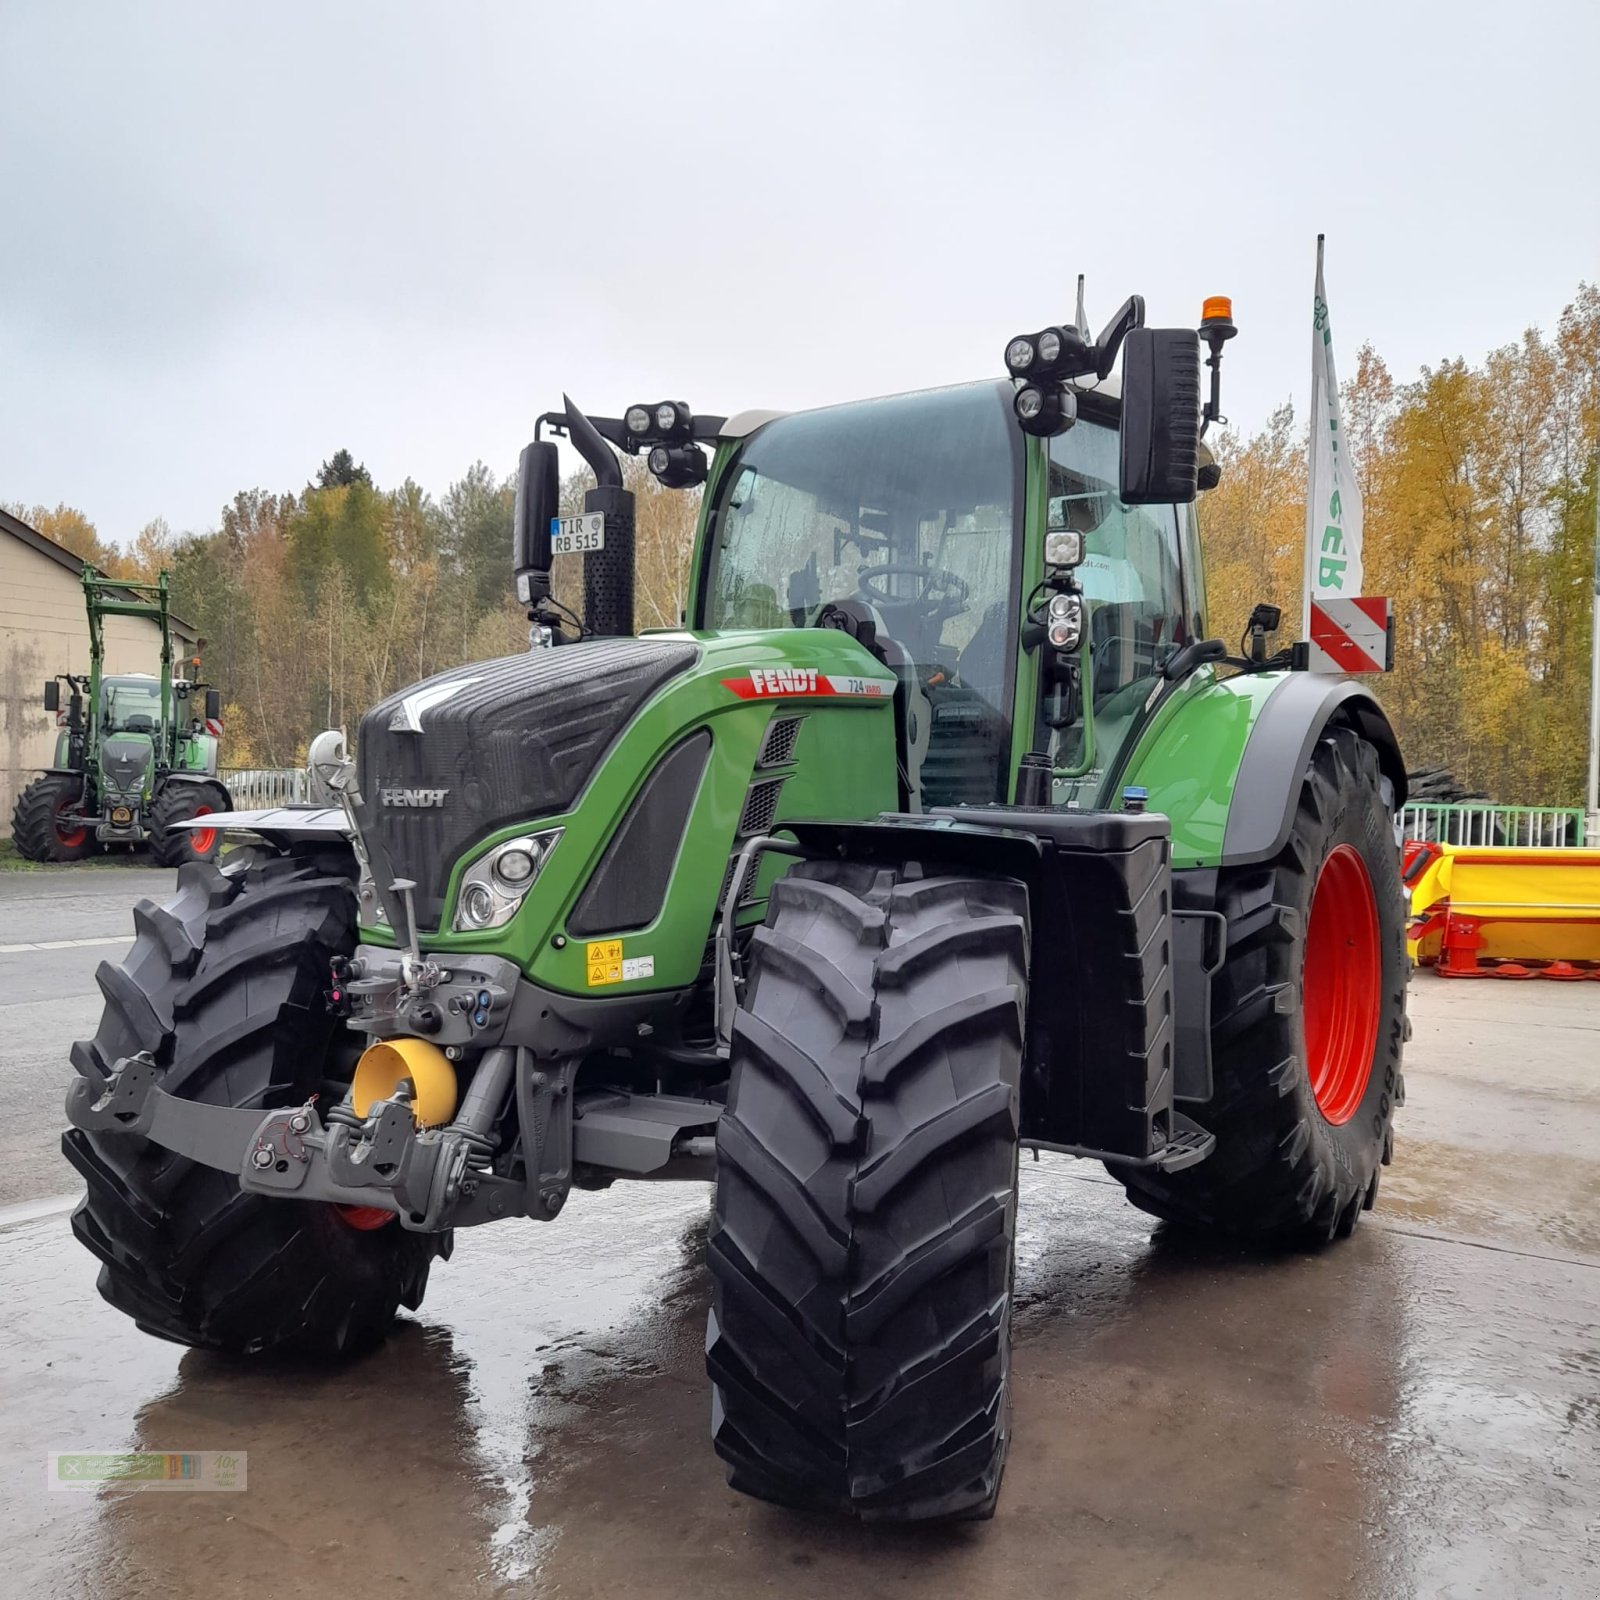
856 563 970 624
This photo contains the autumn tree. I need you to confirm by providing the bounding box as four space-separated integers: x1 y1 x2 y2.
3 501 123 571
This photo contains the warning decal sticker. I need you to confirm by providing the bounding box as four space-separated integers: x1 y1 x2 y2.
586 940 623 986
585 941 656 986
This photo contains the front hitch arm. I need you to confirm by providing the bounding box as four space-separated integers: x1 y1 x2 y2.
66 1052 526 1231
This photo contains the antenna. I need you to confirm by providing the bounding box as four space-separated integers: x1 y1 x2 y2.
1075 274 1090 339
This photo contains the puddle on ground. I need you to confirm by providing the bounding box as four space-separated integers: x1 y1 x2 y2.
4 1161 1597 1599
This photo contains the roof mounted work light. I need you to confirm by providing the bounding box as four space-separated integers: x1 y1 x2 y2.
647 441 708 489
1013 380 1077 438
1005 325 1092 382
624 401 693 447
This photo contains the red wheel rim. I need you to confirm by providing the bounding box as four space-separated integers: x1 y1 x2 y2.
334 1204 395 1231
54 795 87 848
189 805 217 854
1303 844 1381 1125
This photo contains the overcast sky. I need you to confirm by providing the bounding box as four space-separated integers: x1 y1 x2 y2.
2 0 1596 544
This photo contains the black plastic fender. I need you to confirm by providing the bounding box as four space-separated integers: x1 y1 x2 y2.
158 771 234 806
1221 675 1405 866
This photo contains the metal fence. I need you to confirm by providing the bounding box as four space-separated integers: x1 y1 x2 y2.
1399 802 1588 849
219 768 310 809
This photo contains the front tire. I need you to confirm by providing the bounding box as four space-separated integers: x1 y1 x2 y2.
1112 727 1406 1243
707 862 1028 1520
148 781 229 866
11 773 94 862
62 845 447 1354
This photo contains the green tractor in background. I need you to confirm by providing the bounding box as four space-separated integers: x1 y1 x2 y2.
12 566 231 865
65 290 1408 1523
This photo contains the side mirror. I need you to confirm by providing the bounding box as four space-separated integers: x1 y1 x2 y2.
204 688 222 722
513 440 560 606
43 680 60 713
1119 328 1201 505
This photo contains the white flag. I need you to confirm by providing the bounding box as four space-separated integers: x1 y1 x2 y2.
1304 235 1364 631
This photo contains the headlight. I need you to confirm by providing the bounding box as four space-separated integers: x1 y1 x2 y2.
655 401 678 432
1038 328 1062 364
1015 384 1045 420
1005 336 1035 373
625 405 652 436
1045 529 1084 567
494 845 536 885
460 883 496 928
452 829 562 932
648 445 670 476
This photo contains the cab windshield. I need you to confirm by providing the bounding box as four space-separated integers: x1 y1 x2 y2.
700 381 1021 807
101 678 164 735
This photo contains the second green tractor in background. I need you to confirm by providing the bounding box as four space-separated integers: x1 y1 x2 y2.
12 566 230 865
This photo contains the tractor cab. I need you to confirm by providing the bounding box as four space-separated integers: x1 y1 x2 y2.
99 673 166 734
694 378 1203 814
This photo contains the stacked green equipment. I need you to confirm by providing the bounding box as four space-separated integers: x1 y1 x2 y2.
12 566 231 864
65 291 1408 1523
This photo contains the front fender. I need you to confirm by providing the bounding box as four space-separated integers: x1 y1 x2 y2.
160 772 234 807
1121 669 1405 870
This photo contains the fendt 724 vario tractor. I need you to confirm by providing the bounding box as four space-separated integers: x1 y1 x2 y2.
65 293 1407 1521
12 566 230 865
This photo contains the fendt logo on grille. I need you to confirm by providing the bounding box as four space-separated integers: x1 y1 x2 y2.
378 787 450 807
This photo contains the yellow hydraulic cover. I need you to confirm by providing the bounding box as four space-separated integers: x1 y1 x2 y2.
1408 845 1600 971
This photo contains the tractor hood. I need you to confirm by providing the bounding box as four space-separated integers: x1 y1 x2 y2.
359 639 700 929
355 630 901 948
100 735 155 799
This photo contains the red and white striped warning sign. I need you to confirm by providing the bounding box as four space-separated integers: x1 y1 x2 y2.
1309 596 1392 674
204 717 225 738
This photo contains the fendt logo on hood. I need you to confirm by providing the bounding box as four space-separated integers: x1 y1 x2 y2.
379 787 450 808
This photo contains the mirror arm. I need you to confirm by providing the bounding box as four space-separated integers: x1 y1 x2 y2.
1092 295 1146 381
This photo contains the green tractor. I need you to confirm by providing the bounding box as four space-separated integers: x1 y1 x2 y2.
65 293 1407 1522
12 566 231 865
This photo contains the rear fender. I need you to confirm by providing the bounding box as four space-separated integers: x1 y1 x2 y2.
1220 675 1404 865
1121 668 1405 870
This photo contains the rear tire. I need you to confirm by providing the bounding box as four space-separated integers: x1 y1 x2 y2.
707 862 1028 1520
11 773 94 862
62 845 447 1355
1112 727 1405 1244
149 781 229 866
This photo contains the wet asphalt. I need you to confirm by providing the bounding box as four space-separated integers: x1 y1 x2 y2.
1 865 1597 1599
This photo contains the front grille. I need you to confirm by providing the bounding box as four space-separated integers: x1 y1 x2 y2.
101 738 152 796
756 715 803 768
739 778 785 838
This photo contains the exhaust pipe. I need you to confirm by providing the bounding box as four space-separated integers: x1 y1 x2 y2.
563 395 635 638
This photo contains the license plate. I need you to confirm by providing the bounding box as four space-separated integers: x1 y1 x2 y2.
550 512 605 555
